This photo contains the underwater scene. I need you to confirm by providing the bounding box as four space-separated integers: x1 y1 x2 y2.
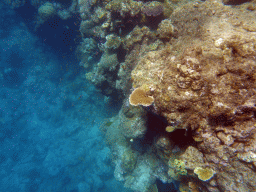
1 0 256 191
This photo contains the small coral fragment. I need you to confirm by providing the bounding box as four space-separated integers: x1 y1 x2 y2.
165 126 176 132
194 167 215 181
129 87 154 106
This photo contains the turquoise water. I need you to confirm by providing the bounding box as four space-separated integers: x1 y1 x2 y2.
0 3 130 192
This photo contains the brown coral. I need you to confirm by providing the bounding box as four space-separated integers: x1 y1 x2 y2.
129 87 154 107
83 0 256 192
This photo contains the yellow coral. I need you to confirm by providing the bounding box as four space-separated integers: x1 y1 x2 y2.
166 126 176 132
174 159 187 176
194 167 215 181
129 87 154 106
168 159 187 180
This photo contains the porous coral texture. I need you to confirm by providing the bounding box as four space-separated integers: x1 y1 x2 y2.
131 1 256 191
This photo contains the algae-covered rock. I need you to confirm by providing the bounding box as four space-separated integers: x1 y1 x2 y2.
147 184 158 192
142 1 164 17
86 52 119 96
121 149 138 172
123 154 163 192
157 19 174 39
123 26 153 50
76 38 98 68
105 0 142 17
104 34 122 50
180 146 205 171
119 102 147 139
168 159 187 180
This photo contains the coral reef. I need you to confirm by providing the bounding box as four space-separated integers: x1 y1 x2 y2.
123 26 155 50
125 1 256 191
97 0 256 191
5 0 256 191
119 101 148 139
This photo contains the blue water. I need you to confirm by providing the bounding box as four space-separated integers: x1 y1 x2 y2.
0 3 131 192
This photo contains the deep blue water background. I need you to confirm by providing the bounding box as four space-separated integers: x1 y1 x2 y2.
0 2 131 192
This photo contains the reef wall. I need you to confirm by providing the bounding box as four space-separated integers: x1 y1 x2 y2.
88 0 256 191
5 0 256 191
